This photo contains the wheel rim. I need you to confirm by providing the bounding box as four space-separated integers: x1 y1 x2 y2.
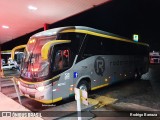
79 84 87 91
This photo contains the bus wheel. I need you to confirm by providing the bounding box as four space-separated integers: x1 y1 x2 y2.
77 80 89 92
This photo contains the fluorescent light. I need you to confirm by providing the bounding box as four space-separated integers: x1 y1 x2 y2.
2 25 9 29
28 5 37 10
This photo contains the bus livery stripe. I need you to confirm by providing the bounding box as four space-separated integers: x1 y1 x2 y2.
19 75 60 85
61 29 149 47
91 83 109 91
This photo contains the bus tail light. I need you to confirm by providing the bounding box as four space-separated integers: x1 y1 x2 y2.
36 86 45 92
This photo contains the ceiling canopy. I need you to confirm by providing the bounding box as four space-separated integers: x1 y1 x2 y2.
0 0 110 44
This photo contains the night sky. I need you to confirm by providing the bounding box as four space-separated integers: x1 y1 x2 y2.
2 0 160 51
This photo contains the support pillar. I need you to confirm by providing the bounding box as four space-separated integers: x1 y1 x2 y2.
44 23 49 30
0 45 4 78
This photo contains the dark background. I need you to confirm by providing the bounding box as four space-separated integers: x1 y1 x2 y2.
2 0 160 51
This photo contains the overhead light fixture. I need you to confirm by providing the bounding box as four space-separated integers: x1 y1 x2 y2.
28 5 37 10
2 25 9 29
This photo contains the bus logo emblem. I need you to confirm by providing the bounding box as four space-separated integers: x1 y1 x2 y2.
94 57 105 76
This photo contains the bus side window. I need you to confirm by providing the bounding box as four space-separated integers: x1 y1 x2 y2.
82 35 103 57
53 49 70 71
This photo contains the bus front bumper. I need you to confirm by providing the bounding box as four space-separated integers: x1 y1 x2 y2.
18 81 53 103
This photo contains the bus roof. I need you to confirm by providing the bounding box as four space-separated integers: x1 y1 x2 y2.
31 26 149 47
31 26 75 38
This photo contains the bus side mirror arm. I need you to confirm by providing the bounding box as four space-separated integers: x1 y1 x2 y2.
41 40 71 60
11 45 26 60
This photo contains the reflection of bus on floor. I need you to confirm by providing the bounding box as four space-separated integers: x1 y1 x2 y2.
149 52 160 64
12 26 149 104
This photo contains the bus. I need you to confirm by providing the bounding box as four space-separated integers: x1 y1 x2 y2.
149 52 160 64
12 26 149 104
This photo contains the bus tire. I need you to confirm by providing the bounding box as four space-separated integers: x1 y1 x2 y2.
77 80 89 92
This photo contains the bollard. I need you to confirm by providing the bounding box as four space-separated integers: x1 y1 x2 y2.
12 77 22 105
75 88 82 120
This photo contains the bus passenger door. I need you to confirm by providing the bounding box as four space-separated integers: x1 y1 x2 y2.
50 45 72 100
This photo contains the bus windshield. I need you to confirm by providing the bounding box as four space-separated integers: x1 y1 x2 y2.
21 36 56 81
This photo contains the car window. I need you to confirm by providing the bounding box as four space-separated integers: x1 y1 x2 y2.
3 64 8 66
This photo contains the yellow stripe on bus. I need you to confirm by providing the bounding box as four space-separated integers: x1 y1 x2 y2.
91 84 109 91
36 97 62 104
61 29 149 47
19 75 60 84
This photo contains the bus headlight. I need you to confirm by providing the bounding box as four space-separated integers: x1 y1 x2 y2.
17 81 20 85
36 86 45 92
